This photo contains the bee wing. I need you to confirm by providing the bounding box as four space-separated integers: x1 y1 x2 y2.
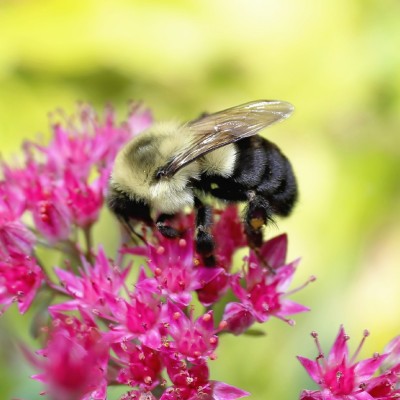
161 100 294 177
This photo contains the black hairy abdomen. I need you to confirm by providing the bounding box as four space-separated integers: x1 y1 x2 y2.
194 136 298 216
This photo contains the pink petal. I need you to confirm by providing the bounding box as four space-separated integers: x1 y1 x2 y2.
49 300 82 315
352 392 376 400
259 233 287 268
223 302 255 335
197 310 215 333
299 390 324 400
328 325 349 366
102 329 133 344
211 381 250 399
193 267 224 289
140 328 161 350
274 262 297 292
354 353 388 381
120 245 148 256
167 302 188 336
278 299 310 316
297 356 321 384
230 274 248 301
127 107 153 134
170 292 192 306
54 267 83 294
384 335 400 354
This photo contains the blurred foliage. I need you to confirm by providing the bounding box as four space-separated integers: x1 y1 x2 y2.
0 0 400 398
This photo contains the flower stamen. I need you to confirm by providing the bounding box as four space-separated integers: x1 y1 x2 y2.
350 329 369 364
285 275 316 297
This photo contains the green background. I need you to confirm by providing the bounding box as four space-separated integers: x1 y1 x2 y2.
1 0 400 398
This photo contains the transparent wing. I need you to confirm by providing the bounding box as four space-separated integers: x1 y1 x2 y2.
161 100 294 177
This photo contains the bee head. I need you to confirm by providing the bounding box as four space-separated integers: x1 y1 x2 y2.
110 122 200 215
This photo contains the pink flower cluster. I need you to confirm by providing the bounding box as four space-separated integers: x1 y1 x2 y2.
0 104 313 399
0 104 150 314
298 326 400 399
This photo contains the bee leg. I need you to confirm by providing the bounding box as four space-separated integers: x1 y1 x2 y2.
194 197 216 267
244 192 276 274
244 191 269 248
156 213 181 238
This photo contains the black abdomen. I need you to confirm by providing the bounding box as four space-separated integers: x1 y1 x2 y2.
195 136 298 217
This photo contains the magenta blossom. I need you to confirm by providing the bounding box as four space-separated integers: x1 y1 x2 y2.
104 276 165 349
64 169 108 228
32 187 73 242
33 312 109 400
42 104 152 178
50 246 131 316
212 205 247 267
165 301 219 362
120 390 157 400
0 180 27 218
196 206 246 306
0 254 43 314
381 335 400 374
223 234 312 334
1 103 152 245
298 326 399 400
196 268 231 307
0 218 35 258
0 183 34 257
113 341 163 390
144 234 221 306
162 356 249 400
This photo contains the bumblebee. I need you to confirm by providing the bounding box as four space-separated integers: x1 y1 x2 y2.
107 100 297 265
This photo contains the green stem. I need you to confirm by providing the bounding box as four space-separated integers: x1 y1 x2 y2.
83 225 94 263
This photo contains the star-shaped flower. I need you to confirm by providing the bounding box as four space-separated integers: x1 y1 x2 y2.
298 326 400 400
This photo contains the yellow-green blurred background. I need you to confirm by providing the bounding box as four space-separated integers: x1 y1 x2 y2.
1 0 400 398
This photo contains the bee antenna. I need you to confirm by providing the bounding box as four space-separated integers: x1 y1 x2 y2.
118 217 148 245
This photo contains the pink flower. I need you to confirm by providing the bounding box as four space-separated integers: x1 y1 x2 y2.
32 187 72 242
0 179 27 218
144 234 221 306
113 341 163 389
33 312 109 400
104 277 165 349
42 104 151 178
0 254 43 314
298 326 398 399
196 269 230 307
0 183 35 258
162 357 249 400
223 234 311 334
50 247 131 316
124 292 164 348
381 335 400 373
2 155 73 242
2 103 152 244
0 218 35 258
165 302 219 362
164 357 209 390
126 102 153 135
64 169 107 228
120 390 157 400
212 206 247 267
